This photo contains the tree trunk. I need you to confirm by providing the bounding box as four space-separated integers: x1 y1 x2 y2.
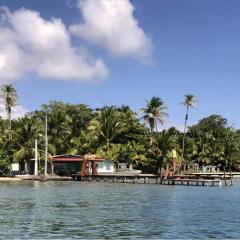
155 118 158 133
229 161 233 186
182 106 189 173
157 159 162 177
7 109 11 140
224 166 227 186
115 162 119 172
25 161 30 174
51 161 54 175
182 106 189 157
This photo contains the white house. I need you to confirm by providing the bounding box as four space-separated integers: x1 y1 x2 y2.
95 160 115 173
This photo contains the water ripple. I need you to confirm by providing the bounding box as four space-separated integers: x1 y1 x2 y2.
0 181 240 239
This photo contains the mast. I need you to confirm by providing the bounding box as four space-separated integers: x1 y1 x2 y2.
44 116 48 175
34 139 38 176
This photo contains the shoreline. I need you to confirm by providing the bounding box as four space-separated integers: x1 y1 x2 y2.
0 177 22 181
0 172 239 183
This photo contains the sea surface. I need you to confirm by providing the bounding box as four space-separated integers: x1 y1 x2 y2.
0 180 240 239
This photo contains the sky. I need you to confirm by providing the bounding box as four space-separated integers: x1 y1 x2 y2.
0 0 240 129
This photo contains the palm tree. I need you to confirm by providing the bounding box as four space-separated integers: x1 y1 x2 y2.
125 142 147 169
0 84 18 130
180 94 197 159
96 143 122 171
13 116 43 173
149 130 177 176
140 97 168 133
88 106 125 150
47 110 72 154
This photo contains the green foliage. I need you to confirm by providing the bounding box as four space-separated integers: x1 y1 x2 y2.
0 86 240 175
0 151 11 176
0 84 18 130
123 142 147 167
88 106 126 149
186 115 240 170
140 96 168 132
147 130 179 175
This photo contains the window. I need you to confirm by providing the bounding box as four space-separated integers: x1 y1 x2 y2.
98 162 104 169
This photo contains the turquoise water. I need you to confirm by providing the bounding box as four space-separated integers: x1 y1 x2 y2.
0 181 240 239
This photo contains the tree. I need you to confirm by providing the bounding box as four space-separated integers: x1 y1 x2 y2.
0 84 18 131
96 144 122 171
88 106 126 150
180 94 197 168
148 130 177 176
30 101 94 155
13 116 43 173
124 142 147 168
140 97 168 133
187 115 233 170
116 105 147 144
0 150 11 176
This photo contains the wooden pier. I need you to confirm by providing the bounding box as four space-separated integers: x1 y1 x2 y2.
161 178 222 187
70 174 225 187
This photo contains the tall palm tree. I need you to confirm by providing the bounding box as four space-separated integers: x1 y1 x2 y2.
140 97 168 133
1 84 18 130
180 94 197 159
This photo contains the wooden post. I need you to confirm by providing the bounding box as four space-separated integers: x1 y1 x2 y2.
92 160 97 176
133 177 137 183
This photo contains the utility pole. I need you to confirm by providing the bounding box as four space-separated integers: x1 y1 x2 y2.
34 139 38 176
44 116 48 175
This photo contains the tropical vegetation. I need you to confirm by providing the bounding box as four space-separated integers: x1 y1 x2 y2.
0 84 240 176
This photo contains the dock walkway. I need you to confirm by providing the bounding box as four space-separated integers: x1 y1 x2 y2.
71 174 224 186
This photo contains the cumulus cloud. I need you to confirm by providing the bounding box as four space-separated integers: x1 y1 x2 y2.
0 104 28 119
0 7 108 82
70 0 153 62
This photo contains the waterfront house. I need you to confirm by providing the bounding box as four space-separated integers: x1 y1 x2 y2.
52 154 115 176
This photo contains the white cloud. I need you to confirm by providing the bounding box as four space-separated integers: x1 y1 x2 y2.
0 104 28 119
0 7 108 82
70 0 153 62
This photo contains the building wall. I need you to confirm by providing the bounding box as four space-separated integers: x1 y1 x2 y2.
54 162 82 175
95 161 115 173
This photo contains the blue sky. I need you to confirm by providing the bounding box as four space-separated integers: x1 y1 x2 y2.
0 0 240 129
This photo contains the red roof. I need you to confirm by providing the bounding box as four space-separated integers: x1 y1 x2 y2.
51 154 105 162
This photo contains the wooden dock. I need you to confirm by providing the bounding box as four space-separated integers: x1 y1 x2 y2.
71 174 225 187
161 178 222 187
